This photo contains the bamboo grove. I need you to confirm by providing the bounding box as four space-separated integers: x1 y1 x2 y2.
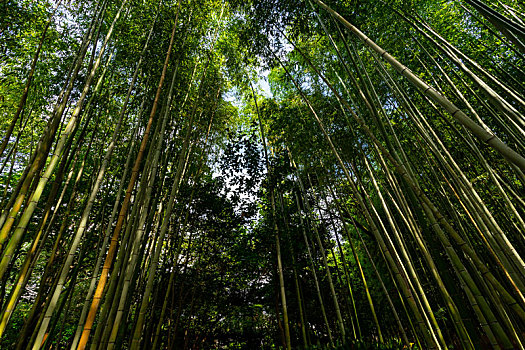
0 0 524 348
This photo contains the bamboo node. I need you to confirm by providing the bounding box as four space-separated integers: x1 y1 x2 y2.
484 134 497 143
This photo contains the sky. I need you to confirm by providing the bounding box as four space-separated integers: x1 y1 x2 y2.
257 69 273 97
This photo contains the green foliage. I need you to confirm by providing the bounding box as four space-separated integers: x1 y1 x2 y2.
1 0 523 348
